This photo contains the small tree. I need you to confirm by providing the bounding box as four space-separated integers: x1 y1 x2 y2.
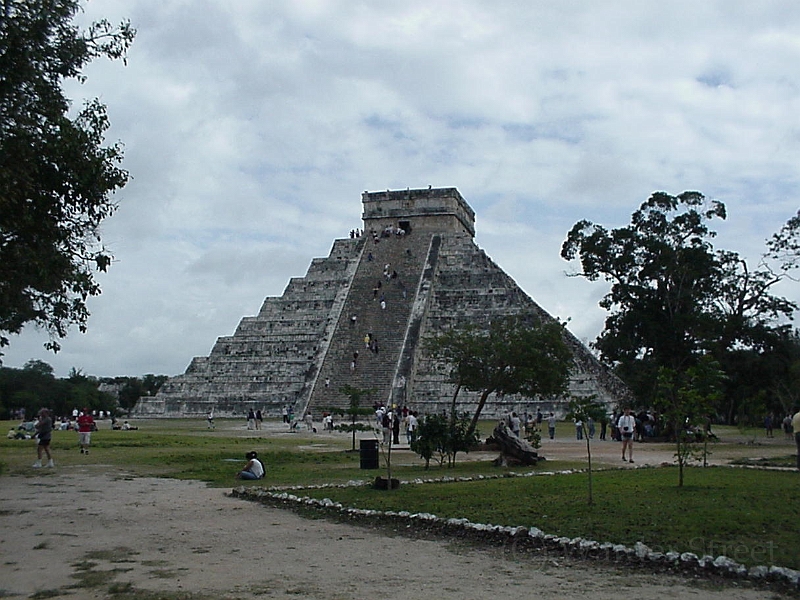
426 314 572 437
566 395 607 504
332 385 375 451
411 413 448 469
410 412 479 469
654 356 725 487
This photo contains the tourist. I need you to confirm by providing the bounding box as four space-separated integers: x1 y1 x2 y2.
207 409 215 430
406 411 418 443
304 412 314 432
764 413 774 438
599 415 608 440
32 408 54 468
236 451 264 480
247 408 256 430
255 409 263 430
547 412 556 440
618 407 636 463
381 410 391 444
783 413 793 440
792 408 800 471
77 408 95 455
509 412 521 437
575 418 583 440
392 410 401 444
587 417 595 439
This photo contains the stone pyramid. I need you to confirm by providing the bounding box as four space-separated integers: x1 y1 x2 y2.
137 188 631 419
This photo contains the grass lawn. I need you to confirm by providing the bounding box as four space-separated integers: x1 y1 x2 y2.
2 417 798 570
301 466 800 569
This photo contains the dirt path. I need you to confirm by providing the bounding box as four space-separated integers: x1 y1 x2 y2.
0 465 789 600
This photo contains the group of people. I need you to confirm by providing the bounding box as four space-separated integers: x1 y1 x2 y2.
246 408 264 430
374 404 418 445
765 412 797 439
23 407 99 468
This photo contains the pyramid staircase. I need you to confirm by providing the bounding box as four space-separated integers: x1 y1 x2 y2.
302 231 435 414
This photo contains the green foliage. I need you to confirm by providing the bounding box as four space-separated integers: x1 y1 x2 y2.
410 412 480 469
328 385 376 451
0 363 161 419
654 356 725 486
561 191 799 415
0 0 135 354
426 313 572 435
566 395 608 504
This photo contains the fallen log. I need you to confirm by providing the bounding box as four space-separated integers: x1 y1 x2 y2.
491 421 538 466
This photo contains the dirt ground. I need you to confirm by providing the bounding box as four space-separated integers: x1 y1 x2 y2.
1 425 796 600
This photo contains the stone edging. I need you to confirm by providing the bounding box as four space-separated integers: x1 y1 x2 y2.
230 467 800 591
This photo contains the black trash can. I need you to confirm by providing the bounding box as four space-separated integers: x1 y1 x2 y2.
359 439 379 469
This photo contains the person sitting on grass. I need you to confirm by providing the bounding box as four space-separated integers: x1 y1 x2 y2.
236 451 264 480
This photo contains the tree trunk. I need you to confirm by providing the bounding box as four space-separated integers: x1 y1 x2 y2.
492 422 538 465
449 382 461 421
467 388 493 437
585 426 594 504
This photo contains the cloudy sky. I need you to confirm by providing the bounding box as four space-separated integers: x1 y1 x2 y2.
4 0 800 378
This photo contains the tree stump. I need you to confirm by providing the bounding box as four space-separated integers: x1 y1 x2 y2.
492 422 538 466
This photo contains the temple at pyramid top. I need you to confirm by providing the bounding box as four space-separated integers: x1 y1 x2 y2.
361 187 475 237
138 187 631 420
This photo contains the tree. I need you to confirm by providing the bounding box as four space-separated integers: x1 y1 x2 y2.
0 360 114 418
566 395 607 504
410 412 480 469
0 0 135 356
653 356 725 487
330 385 375 451
426 314 573 437
561 191 797 407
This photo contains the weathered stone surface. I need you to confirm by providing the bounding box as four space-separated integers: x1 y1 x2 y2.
137 188 632 418
490 422 539 465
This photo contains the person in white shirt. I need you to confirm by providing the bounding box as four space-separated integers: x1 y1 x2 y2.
617 407 636 463
405 412 418 443
236 451 264 480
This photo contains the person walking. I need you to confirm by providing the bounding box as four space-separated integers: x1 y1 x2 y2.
77 408 95 455
618 407 636 463
32 408 54 468
792 408 800 471
547 412 557 440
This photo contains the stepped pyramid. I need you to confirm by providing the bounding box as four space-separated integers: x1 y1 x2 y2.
138 188 631 419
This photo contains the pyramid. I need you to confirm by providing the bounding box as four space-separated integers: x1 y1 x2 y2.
137 188 631 418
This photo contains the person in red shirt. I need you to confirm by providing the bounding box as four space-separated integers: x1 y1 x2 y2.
77 408 95 455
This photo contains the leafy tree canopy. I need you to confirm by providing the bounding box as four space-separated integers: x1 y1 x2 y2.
0 0 135 356
561 192 798 400
426 313 573 435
